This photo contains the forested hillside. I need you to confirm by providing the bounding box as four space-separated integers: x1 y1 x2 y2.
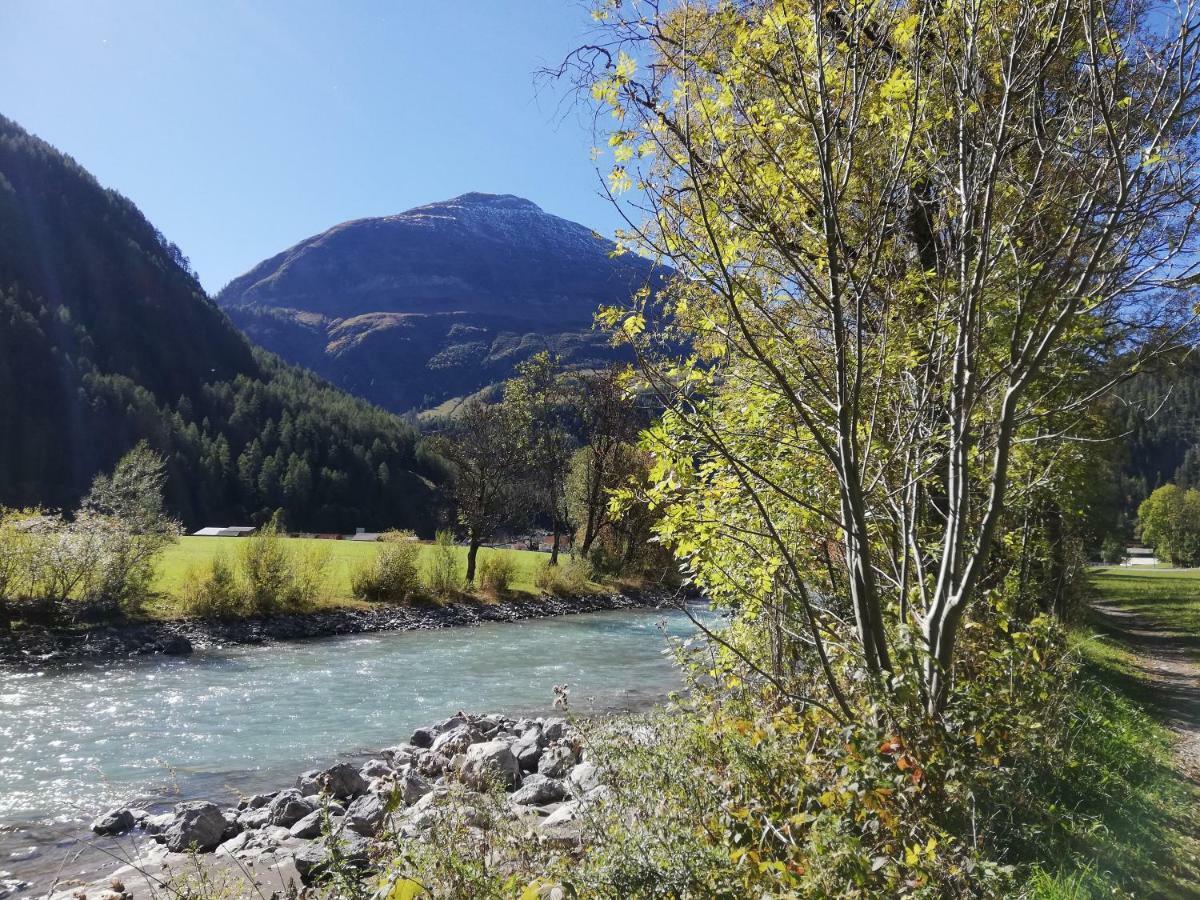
1111 354 1200 534
0 115 443 532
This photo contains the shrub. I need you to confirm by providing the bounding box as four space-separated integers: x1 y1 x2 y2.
78 442 180 617
380 529 418 544
534 557 592 597
0 504 177 623
1100 534 1125 565
176 538 328 619
0 509 38 628
348 561 373 602
425 530 461 599
291 546 331 609
239 525 294 614
477 552 518 595
351 541 422 603
238 524 329 614
178 554 244 619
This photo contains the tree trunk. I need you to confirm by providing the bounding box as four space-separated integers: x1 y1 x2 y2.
621 531 637 568
837 468 891 678
580 453 606 557
580 506 599 557
923 596 965 714
549 524 560 566
1045 503 1069 619
466 538 481 584
923 390 1021 714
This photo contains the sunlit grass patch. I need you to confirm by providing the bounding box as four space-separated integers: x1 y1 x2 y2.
1031 568 1200 898
1090 566 1200 634
147 535 556 617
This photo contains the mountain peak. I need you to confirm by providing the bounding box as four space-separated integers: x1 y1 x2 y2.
428 193 543 213
216 191 665 414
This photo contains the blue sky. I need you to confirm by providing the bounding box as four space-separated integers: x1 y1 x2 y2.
0 1 619 291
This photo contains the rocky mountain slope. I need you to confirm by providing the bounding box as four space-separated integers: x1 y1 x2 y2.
0 115 441 530
216 193 664 414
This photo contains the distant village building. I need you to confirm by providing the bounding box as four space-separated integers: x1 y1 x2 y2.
192 526 257 538
1123 547 1157 567
348 528 382 542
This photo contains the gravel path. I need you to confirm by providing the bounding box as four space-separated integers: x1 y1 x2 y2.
1090 601 1200 778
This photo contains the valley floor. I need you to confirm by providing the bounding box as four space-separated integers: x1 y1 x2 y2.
150 536 561 612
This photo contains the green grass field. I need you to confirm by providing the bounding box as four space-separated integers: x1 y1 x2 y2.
1048 566 1200 898
1089 566 1200 634
150 535 557 613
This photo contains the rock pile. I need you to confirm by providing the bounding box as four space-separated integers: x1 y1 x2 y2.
85 711 604 889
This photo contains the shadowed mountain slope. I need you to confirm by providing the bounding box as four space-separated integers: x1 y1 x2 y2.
0 115 441 531
217 193 664 413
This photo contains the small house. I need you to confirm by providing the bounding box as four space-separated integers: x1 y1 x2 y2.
1123 547 1157 567
192 526 257 538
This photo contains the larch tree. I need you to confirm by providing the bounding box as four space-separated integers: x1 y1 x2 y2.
567 366 643 557
505 353 577 565
431 399 526 584
563 0 1200 714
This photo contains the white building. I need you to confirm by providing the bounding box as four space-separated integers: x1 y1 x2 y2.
192 526 257 538
1123 547 1158 566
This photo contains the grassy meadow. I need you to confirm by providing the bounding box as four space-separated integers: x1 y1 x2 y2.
1048 566 1200 897
1089 566 1200 634
149 535 558 616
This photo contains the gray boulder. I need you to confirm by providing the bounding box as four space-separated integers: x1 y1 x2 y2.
289 809 336 839
400 772 434 806
163 801 227 853
537 745 576 779
360 758 393 779
411 787 447 812
540 718 569 745
409 727 434 749
516 723 542 743
266 789 315 827
538 798 584 848
459 740 521 791
511 775 568 807
294 832 371 885
517 742 542 772
319 762 368 799
320 800 346 815
215 830 251 857
91 807 135 836
435 714 468 734
142 812 174 836
241 791 276 810
345 792 389 836
296 771 322 794
293 842 329 884
431 724 480 755
221 811 242 841
416 751 452 779
236 807 271 830
568 761 601 795
542 800 582 828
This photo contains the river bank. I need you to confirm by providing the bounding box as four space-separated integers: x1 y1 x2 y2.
0 588 681 666
41 709 612 900
0 604 709 898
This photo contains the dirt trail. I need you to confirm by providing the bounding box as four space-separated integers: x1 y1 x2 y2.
1090 601 1200 778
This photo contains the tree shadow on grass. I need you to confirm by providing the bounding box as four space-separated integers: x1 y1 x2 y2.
1079 602 1200 897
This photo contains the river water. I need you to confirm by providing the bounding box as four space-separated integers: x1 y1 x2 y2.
0 606 708 895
